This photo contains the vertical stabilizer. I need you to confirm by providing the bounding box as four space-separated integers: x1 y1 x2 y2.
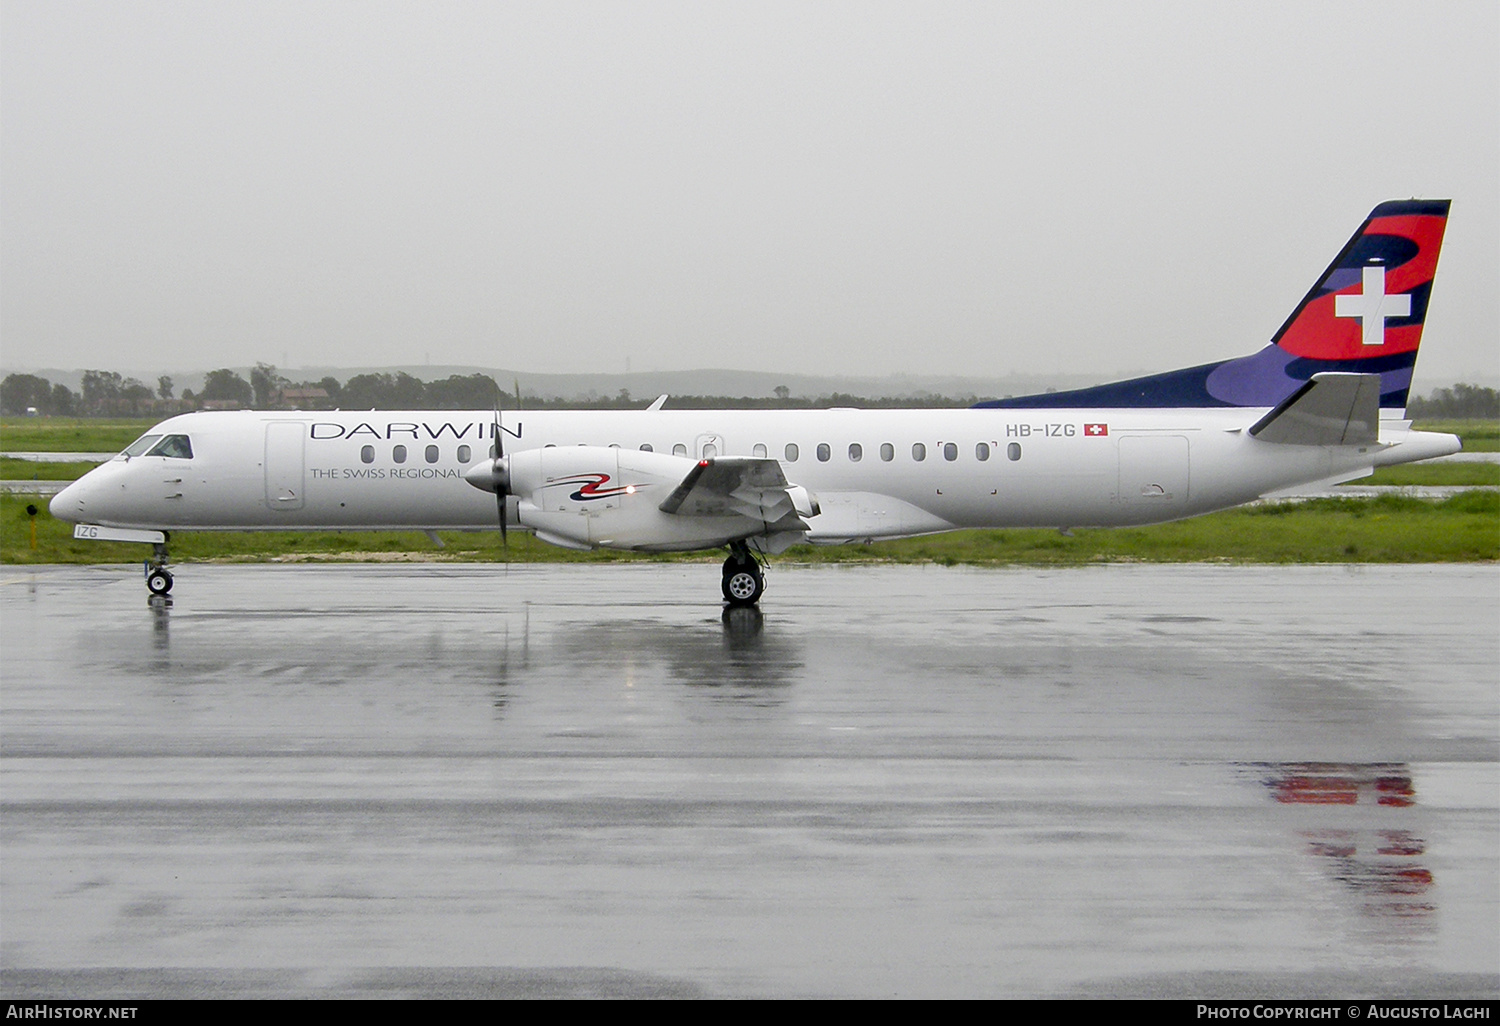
976 200 1450 411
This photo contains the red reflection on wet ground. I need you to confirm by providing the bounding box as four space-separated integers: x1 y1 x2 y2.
1253 763 1435 922
1265 762 1413 806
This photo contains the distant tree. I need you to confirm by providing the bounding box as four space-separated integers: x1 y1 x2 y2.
425 373 499 410
1407 383 1499 419
315 376 343 405
251 362 289 407
50 383 78 416
180 388 196 404
390 371 426 408
157 375 174 401
774 385 790 401
120 378 154 415
81 370 123 413
200 368 253 406
342 373 393 409
1 373 52 414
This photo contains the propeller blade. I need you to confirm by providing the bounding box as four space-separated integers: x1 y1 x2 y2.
493 403 507 546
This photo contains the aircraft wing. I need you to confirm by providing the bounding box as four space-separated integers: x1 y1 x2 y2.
1248 372 1381 446
658 457 810 533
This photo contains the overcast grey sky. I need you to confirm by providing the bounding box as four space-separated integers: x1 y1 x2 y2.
2 0 1495 385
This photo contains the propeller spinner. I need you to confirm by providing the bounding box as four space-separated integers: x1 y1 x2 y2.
461 407 511 544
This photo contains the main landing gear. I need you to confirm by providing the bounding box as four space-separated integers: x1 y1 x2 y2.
145 539 173 595
721 541 765 606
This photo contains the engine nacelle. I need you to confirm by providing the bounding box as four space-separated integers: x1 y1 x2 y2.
786 484 820 518
467 445 780 551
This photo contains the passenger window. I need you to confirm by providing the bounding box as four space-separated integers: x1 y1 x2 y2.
703 443 718 458
1007 442 1022 461
489 443 498 459
880 442 894 462
785 443 799 462
393 445 407 464
640 443 653 452
912 442 926 461
425 445 439 464
673 443 687 456
943 442 958 461
848 443 862 462
457 445 471 463
123 434 163 457
753 443 767 458
816 443 831 462
361 445 375 464
146 435 193 459
976 442 990 461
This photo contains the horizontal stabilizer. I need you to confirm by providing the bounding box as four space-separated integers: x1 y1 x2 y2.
1249 373 1380 446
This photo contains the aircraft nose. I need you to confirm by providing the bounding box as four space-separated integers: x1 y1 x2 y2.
49 479 85 523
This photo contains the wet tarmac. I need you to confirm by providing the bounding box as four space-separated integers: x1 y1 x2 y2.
1 562 1496 999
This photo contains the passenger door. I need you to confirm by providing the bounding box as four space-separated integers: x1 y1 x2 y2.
264 422 306 511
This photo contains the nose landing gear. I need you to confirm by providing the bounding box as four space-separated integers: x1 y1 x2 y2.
145 540 173 595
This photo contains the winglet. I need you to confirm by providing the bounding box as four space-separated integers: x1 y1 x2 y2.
1248 372 1381 446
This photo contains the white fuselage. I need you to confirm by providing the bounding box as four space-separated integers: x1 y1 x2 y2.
49 406 1458 546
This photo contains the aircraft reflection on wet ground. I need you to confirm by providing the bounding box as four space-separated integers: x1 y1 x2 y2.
1248 762 1437 925
2 563 1495 998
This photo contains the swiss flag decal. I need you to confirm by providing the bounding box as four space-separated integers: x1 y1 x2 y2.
1084 423 1109 437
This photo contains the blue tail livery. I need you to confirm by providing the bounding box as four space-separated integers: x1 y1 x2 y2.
975 199 1450 411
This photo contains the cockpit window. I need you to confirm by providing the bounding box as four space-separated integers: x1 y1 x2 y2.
122 434 163 457
145 434 193 459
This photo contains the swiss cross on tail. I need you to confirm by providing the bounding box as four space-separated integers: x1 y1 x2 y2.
1272 199 1448 363
1334 265 1411 346
1084 423 1108 436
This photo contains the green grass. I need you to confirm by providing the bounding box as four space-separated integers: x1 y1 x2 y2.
5 490 1495 567
0 458 107 480
1415 419 1500 451
0 418 156 452
1354 462 1500 486
784 493 1499 564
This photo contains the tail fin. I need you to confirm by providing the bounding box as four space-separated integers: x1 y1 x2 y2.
1267 199 1449 403
976 199 1450 411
